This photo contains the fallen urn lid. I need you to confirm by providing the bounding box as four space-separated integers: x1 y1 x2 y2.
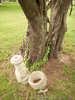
28 71 47 90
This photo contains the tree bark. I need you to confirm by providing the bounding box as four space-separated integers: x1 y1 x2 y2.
49 0 72 58
19 0 47 62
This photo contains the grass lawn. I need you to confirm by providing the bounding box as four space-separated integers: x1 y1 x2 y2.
0 2 27 61
0 2 75 100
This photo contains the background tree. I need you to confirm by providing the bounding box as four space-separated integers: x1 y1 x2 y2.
19 0 72 63
0 0 2 3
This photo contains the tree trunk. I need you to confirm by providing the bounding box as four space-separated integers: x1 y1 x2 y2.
49 0 72 58
19 0 72 63
19 0 47 62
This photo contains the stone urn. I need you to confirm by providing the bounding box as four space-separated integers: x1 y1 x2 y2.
10 55 30 84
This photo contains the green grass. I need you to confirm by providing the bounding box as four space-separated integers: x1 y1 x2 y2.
63 7 75 55
25 46 50 71
0 2 75 99
0 2 27 61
